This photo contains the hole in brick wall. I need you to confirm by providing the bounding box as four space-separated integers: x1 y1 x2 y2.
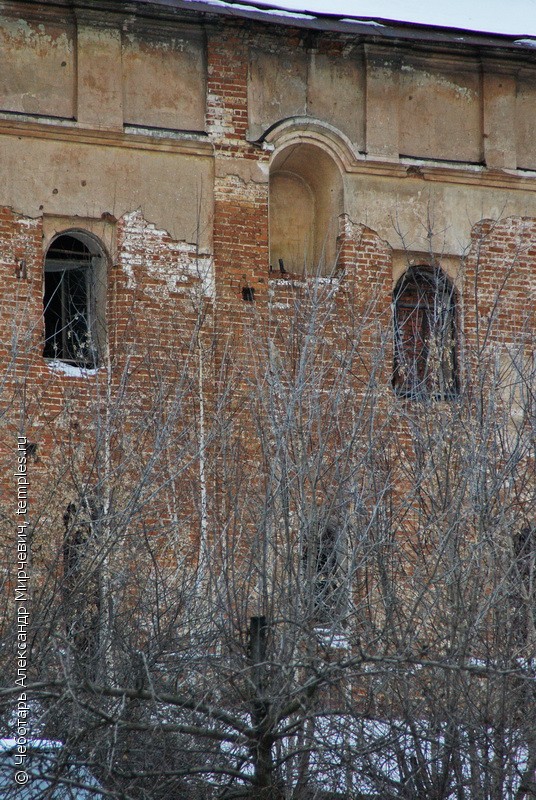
242 286 255 302
16 260 27 280
26 442 38 461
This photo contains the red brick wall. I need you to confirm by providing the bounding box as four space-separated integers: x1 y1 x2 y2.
464 216 536 352
207 23 270 315
0 22 535 583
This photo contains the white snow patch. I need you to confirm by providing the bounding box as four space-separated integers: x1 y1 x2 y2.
270 277 306 288
250 8 314 18
401 156 485 172
184 0 536 38
340 18 385 27
187 0 314 17
46 360 100 378
513 37 536 47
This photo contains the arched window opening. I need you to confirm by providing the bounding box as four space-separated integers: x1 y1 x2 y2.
393 267 458 400
269 143 343 276
43 232 105 368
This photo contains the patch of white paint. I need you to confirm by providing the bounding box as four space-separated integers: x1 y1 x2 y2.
120 210 215 299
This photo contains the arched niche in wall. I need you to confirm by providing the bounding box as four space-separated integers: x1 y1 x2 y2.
269 142 344 276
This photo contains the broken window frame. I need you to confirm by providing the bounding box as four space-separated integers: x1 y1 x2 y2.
43 232 104 368
392 266 458 401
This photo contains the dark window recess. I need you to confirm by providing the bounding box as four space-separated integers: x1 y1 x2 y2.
43 234 98 368
511 526 536 647
393 267 458 400
242 286 255 302
26 442 38 461
303 525 342 625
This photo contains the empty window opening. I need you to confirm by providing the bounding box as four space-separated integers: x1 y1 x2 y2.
393 267 458 400
303 523 344 626
269 143 343 277
511 525 535 647
43 233 105 368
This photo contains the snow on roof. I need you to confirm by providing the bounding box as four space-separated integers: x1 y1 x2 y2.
197 0 315 18
180 0 536 39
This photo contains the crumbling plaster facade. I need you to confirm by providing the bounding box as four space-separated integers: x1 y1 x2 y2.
3 4 536 253
0 0 535 518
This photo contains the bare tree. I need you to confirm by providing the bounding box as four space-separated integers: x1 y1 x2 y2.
1 219 535 800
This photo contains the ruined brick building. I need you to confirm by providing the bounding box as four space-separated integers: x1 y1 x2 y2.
1 1 535 798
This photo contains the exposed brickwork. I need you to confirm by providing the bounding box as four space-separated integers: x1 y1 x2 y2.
206 23 271 320
464 216 536 350
206 25 250 146
0 207 43 363
0 206 213 566
0 9 534 623
0 201 533 533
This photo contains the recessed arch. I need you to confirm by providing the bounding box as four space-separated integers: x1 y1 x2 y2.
269 140 344 276
262 116 359 172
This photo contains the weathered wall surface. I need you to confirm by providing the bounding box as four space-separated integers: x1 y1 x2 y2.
0 201 212 547
397 54 482 163
3 2 536 261
0 126 214 247
0 1 535 543
0 3 213 245
0 9 76 118
122 21 206 132
343 169 536 255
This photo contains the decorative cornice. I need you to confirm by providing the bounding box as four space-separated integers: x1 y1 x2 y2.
2 115 536 193
254 117 536 192
350 158 536 192
0 117 213 157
